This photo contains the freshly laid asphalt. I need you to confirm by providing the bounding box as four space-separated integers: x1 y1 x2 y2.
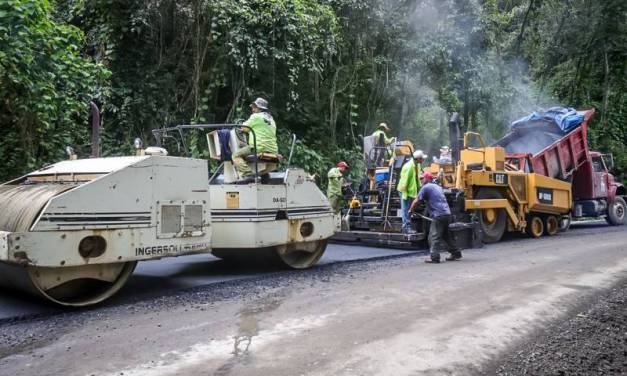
0 220 615 323
0 243 417 322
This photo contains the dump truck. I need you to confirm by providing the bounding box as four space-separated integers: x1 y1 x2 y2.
498 108 625 227
0 124 334 306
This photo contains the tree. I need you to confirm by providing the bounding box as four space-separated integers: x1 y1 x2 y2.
0 0 108 180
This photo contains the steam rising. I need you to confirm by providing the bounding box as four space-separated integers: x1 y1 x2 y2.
392 0 559 155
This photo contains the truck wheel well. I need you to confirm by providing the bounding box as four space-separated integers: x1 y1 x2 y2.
616 186 626 197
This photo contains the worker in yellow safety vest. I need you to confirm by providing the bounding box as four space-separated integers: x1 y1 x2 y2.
371 122 395 165
327 161 350 214
232 97 278 178
371 122 394 146
397 150 427 233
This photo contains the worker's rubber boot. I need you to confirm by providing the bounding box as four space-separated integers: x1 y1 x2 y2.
445 252 463 261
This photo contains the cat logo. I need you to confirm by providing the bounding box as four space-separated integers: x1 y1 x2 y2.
493 173 508 185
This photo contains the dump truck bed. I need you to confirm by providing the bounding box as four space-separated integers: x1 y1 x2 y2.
499 109 594 180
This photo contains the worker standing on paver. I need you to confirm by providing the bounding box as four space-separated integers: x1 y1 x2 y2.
232 97 278 178
371 123 395 164
397 150 426 233
371 123 394 146
410 171 461 263
327 161 350 214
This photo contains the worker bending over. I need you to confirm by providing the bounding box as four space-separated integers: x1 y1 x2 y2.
410 171 462 263
397 150 426 233
327 161 350 214
232 97 278 178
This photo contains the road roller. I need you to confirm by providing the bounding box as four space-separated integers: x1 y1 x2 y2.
0 154 212 306
0 125 335 306
153 124 335 269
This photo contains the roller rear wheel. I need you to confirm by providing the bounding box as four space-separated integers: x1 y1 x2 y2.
212 240 327 270
276 240 327 269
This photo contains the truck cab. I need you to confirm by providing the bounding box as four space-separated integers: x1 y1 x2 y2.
572 151 625 223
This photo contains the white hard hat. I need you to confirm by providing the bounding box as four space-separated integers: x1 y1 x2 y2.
252 97 269 110
413 150 427 160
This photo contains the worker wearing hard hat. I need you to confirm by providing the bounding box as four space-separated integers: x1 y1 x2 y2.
410 171 461 263
327 161 350 214
397 150 427 233
371 123 395 164
371 123 394 146
232 97 278 177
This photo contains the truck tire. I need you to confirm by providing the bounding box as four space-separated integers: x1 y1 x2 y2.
526 215 544 238
544 215 559 236
475 188 507 243
558 214 572 232
606 197 626 226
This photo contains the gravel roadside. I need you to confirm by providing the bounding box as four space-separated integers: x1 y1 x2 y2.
492 277 627 375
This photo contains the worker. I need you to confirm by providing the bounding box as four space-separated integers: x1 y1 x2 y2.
371 122 394 146
232 97 278 178
327 161 349 214
371 123 396 165
410 171 462 263
397 150 427 233
438 145 452 163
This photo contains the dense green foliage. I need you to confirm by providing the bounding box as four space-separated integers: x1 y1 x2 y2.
0 0 625 184
0 0 108 178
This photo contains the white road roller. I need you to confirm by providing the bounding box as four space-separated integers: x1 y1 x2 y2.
0 155 212 306
154 124 335 268
0 125 334 306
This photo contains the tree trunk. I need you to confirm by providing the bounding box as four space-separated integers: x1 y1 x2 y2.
515 0 535 54
601 48 610 125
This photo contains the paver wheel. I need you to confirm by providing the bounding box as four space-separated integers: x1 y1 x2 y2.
475 188 507 243
526 215 544 238
606 197 626 226
544 215 559 236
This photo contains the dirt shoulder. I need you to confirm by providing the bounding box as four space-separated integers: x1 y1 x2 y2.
491 278 627 375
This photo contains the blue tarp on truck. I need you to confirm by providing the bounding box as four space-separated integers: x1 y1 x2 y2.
495 107 586 155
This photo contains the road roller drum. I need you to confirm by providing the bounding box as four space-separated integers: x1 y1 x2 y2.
0 155 213 306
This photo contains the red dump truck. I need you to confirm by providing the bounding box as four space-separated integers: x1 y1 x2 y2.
498 108 625 228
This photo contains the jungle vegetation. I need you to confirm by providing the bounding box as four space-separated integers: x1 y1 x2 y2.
0 0 625 184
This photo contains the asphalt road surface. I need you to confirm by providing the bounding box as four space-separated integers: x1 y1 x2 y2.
0 221 625 376
0 244 416 322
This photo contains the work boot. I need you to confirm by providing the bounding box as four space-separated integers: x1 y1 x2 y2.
424 258 440 264
445 253 463 261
